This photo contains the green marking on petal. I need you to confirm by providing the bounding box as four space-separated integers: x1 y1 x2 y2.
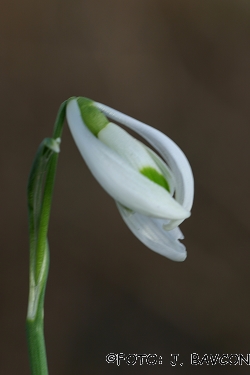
140 166 170 192
77 97 109 136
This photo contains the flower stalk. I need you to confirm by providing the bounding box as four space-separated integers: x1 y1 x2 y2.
26 101 67 375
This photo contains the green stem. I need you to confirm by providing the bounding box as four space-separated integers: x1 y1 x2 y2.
26 260 49 375
26 317 48 375
26 100 68 375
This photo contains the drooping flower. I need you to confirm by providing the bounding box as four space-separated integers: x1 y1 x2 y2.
66 97 194 261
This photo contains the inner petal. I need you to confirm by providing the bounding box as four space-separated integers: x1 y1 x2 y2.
98 122 172 192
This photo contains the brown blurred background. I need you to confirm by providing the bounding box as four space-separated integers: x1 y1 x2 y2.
1 0 250 374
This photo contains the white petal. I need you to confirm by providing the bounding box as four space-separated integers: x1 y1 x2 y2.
94 102 194 212
116 202 187 261
66 99 189 220
98 122 163 173
99 123 175 195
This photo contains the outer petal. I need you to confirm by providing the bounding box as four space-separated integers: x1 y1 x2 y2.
66 99 190 220
116 202 187 261
94 102 194 212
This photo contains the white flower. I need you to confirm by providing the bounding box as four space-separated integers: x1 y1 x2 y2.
66 97 194 261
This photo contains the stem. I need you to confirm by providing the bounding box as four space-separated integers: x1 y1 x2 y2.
26 100 68 375
26 240 49 375
26 265 49 375
26 317 48 375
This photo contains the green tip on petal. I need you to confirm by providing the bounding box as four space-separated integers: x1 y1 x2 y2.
140 166 170 192
77 97 109 136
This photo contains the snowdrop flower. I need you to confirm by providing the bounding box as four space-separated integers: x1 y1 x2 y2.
66 97 194 261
